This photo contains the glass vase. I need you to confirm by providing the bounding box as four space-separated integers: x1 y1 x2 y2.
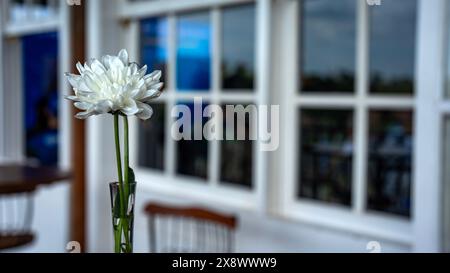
109 182 136 253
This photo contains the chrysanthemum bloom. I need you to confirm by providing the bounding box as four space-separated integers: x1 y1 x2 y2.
65 49 163 120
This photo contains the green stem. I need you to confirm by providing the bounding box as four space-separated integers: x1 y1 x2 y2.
114 114 124 188
114 113 128 253
124 116 130 199
122 115 132 253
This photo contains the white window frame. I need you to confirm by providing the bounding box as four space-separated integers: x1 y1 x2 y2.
437 0 450 253
117 0 271 212
0 0 72 169
275 0 443 249
99 0 445 251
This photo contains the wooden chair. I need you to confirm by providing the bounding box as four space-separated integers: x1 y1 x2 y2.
144 202 238 253
0 189 35 250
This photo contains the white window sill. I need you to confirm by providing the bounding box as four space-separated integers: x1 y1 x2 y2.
280 200 413 246
135 168 258 212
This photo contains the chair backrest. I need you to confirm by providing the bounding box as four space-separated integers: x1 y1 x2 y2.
0 191 35 250
144 202 237 253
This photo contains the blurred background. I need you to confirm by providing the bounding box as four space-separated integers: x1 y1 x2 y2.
0 0 448 253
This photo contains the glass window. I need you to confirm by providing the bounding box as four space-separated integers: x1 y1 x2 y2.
367 110 413 217
9 0 59 23
221 4 255 90
176 102 209 179
369 0 417 94
23 32 59 166
176 12 211 91
298 109 354 206
300 0 356 93
138 103 165 170
139 17 167 171
141 17 168 84
220 104 254 188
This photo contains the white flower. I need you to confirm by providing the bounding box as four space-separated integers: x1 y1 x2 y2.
65 49 163 120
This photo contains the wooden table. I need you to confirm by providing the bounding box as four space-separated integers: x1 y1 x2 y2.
0 164 72 250
0 164 71 194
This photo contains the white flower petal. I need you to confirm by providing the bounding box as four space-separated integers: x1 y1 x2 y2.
65 73 82 89
136 65 147 79
94 100 113 114
90 59 107 75
121 99 139 116
74 102 92 110
142 89 162 101
83 74 101 92
136 102 154 120
66 49 163 119
144 70 162 81
75 110 95 119
118 49 129 65
65 95 80 101
101 55 113 69
76 62 85 74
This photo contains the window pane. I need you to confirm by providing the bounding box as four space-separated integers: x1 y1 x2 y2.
177 12 211 91
367 110 413 217
10 0 59 23
141 17 167 84
220 104 254 188
298 109 353 206
176 102 209 179
369 0 417 94
222 4 255 90
23 32 59 166
138 103 165 170
300 0 356 93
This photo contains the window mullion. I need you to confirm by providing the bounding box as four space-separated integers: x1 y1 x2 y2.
166 14 177 176
353 0 369 215
210 8 221 187
254 0 272 213
126 20 140 169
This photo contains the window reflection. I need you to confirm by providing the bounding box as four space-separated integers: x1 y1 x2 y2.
298 109 353 206
367 111 413 217
222 5 255 90
300 0 356 93
369 0 417 94
138 103 165 170
220 104 253 188
23 32 59 166
176 102 209 179
177 12 211 91
10 0 59 23
141 17 167 85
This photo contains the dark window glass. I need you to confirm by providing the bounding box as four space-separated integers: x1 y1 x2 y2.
138 103 165 170
298 109 353 206
220 104 253 188
369 0 417 94
176 102 209 179
141 17 167 84
23 32 58 166
367 110 413 217
222 4 255 90
300 0 356 93
176 12 211 91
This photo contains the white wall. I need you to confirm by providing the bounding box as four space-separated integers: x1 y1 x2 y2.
8 183 70 253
